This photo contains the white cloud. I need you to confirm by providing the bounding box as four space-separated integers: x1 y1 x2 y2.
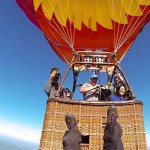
146 132 150 149
0 120 41 144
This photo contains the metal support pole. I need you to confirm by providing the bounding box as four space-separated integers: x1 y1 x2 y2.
56 52 77 97
117 64 135 99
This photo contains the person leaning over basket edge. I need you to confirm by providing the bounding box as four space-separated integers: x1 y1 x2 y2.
80 73 101 101
62 113 82 150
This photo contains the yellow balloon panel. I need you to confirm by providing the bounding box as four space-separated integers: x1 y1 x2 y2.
33 0 149 31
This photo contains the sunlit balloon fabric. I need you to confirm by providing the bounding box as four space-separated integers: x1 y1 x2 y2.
16 0 150 64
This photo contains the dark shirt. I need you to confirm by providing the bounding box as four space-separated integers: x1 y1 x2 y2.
63 128 82 150
103 121 124 150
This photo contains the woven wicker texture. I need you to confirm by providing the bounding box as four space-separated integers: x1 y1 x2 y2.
39 100 147 150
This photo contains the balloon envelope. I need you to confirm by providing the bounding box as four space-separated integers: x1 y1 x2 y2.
16 0 150 64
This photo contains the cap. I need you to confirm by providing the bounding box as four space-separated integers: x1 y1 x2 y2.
90 74 98 79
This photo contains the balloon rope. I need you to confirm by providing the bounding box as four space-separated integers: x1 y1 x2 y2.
117 5 149 50
67 0 74 47
35 10 62 45
115 0 126 53
117 42 133 63
40 21 63 44
70 0 78 49
57 0 72 43
41 1 72 46
121 4 149 43
114 0 133 53
111 0 116 53
116 1 150 51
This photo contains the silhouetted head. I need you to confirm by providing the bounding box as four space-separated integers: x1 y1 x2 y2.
107 105 118 122
65 113 76 129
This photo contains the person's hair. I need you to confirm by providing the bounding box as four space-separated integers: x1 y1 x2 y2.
116 84 126 96
50 67 59 74
107 105 118 116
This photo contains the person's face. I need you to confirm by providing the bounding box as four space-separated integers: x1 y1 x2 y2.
66 92 71 98
51 70 59 78
90 78 97 86
115 77 121 85
118 86 126 96
53 70 58 74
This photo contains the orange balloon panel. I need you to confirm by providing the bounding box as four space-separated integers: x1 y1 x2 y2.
16 0 150 64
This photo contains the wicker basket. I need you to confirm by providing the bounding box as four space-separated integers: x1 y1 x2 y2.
39 99 147 150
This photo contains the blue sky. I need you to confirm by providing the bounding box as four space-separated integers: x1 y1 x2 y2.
0 1 150 149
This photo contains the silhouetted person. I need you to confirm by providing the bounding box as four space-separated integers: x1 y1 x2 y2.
103 106 124 150
62 113 82 150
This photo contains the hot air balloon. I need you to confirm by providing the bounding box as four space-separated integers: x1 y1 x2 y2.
16 0 150 149
16 0 150 62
